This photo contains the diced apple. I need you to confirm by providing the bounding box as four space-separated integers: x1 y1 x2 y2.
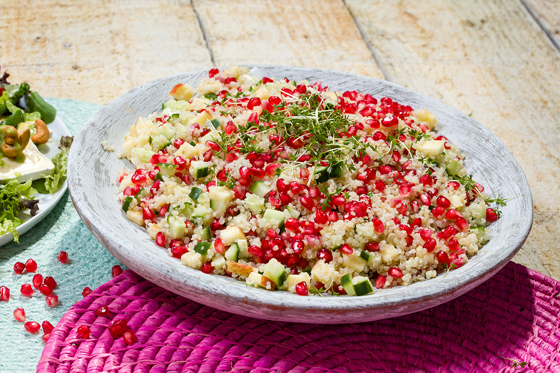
188 111 212 126
414 109 437 129
170 83 194 101
126 209 144 226
209 186 234 203
220 226 246 246
414 140 445 156
246 272 275 290
342 254 367 272
226 261 254 278
286 273 311 293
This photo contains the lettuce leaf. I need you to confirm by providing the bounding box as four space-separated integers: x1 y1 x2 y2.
0 179 38 242
41 136 73 194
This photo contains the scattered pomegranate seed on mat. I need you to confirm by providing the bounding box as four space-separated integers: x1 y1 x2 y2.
45 294 59 308
77 325 90 338
0 286 10 301
13 262 25 274
95 306 110 317
39 285 53 296
14 308 26 322
20 284 33 297
32 274 43 288
123 329 136 345
57 251 68 263
109 319 127 337
44 276 57 289
25 259 37 272
42 333 51 342
42 321 54 334
112 265 123 278
25 321 41 333
82 287 92 297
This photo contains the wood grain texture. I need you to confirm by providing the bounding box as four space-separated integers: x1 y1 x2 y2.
523 0 560 49
347 0 560 280
193 0 383 78
0 0 212 104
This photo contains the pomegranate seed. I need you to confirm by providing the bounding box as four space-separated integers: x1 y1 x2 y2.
419 193 431 206
279 192 292 205
123 329 137 345
437 251 450 265
375 275 386 289
445 209 462 221
96 306 111 317
25 259 37 272
0 286 9 302
285 218 300 231
201 263 214 274
419 229 432 241
57 251 68 264
32 274 43 289
328 211 339 222
455 217 469 232
14 262 25 274
292 240 304 255
42 321 54 334
77 325 91 338
142 207 156 221
155 232 166 247
171 245 188 259
315 209 328 225
173 139 184 149
388 267 403 278
317 249 333 263
448 237 461 251
290 181 305 194
411 217 422 228
331 195 346 206
419 174 433 186
248 245 263 257
25 321 41 334
448 181 460 190
450 257 465 269
208 68 219 78
436 196 451 208
42 333 51 342
373 218 385 233
247 97 262 110
474 183 485 192
423 238 437 252
109 319 127 338
82 287 92 298
375 179 386 192
233 184 246 199
486 208 498 222
112 265 124 278
14 308 26 322
339 244 353 255
442 226 457 239
432 206 445 218
428 188 439 197
45 294 59 307
399 184 412 197
206 140 221 152
39 285 53 296
21 284 33 297
300 196 315 211
295 282 309 296
365 242 380 252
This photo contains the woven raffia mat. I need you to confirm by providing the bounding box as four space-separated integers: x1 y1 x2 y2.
38 261 560 373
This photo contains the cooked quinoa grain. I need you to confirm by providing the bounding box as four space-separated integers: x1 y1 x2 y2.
118 66 503 297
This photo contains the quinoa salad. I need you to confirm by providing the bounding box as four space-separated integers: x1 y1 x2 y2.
117 66 505 297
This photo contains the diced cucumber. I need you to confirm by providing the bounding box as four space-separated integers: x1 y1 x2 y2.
286 205 300 219
263 209 285 226
210 199 227 214
192 206 211 224
329 162 344 179
210 119 221 129
176 124 189 139
200 226 212 241
152 134 171 151
353 276 374 296
132 148 155 163
169 216 186 239
244 193 264 214
446 160 462 176
360 251 372 262
249 181 272 198
194 241 211 255
211 256 226 269
157 125 175 140
157 163 177 176
122 196 133 212
340 273 356 296
189 141 196 146
190 161 211 179
224 243 239 262
189 187 203 201
262 258 287 287
162 99 187 111
236 239 249 258
314 165 329 184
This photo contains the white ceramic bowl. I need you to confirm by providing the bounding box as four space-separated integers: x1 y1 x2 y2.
68 66 532 324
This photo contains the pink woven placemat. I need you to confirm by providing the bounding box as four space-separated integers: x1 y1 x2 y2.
38 261 560 373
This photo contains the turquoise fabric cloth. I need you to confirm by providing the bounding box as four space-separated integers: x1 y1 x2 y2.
0 99 123 373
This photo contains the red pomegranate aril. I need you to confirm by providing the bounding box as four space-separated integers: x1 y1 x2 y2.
279 192 292 206
109 319 127 338
339 244 353 255
486 208 498 222
315 209 328 225
448 181 461 190
0 286 9 302
331 195 346 206
82 287 92 298
25 258 38 272
142 207 155 221
57 251 68 264
93 307 110 319
208 68 219 78
474 183 485 192
43 276 57 289
292 240 304 255
201 263 214 274
419 229 432 241
110 265 123 278
448 237 461 251
364 242 379 252
375 275 386 289
436 196 451 208
248 245 263 257
123 329 137 345
300 196 315 211
432 206 445 218
77 325 91 338
388 267 403 278
317 249 333 263
375 179 386 192
423 238 437 252
171 245 187 259
247 97 262 110
419 193 431 206
212 238 225 254
290 181 304 194
450 257 465 269
21 284 33 297
398 184 412 198
46 294 59 307
14 308 26 322
14 262 25 274
445 209 462 221
25 321 41 334
442 226 457 239
174 156 187 171
455 217 469 232
411 217 422 228
32 274 43 289
42 320 54 334
373 218 385 233
419 174 433 186
437 251 450 265
155 232 166 247
295 281 309 296
233 184 246 199
39 285 53 296
428 188 439 197
269 196 281 208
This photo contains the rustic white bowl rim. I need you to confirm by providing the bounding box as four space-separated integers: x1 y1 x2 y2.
68 65 533 324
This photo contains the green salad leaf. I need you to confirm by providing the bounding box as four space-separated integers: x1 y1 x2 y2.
39 136 73 194
0 179 38 242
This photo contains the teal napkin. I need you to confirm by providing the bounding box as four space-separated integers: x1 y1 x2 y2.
0 99 123 373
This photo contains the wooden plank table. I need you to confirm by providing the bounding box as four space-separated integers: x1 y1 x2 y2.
1 0 559 280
